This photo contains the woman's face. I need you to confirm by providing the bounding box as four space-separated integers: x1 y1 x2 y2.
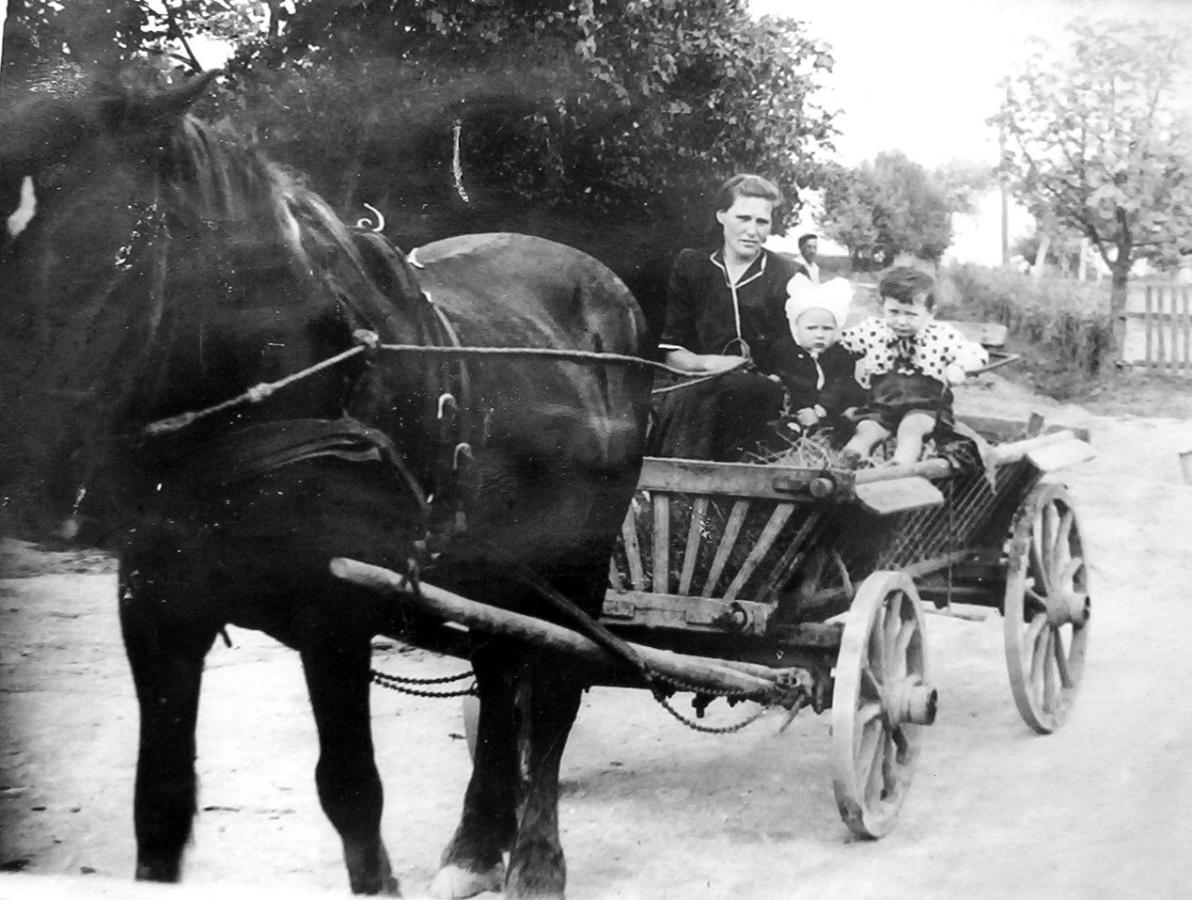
715 195 773 263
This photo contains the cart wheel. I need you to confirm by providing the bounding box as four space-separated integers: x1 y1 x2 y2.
462 694 480 760
831 571 936 839
1003 482 1090 733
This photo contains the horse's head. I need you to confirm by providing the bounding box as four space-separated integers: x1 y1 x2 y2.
0 76 222 538
0 73 399 541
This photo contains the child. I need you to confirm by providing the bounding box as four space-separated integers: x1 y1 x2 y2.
783 276 865 433
839 267 987 467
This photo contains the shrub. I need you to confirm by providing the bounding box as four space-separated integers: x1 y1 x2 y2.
941 264 1113 379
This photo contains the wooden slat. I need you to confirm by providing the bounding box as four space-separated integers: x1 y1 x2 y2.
1177 290 1187 371
701 499 750 599
599 589 773 636
723 502 795 603
947 320 1007 347
855 477 945 515
636 457 842 501
757 508 823 605
1027 438 1097 472
1158 286 1169 369
1122 309 1192 323
620 511 645 589
1121 282 1192 374
1145 284 1154 370
651 493 670 594
678 496 709 596
608 556 624 591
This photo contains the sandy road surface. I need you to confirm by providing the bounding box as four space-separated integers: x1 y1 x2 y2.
3 380 1192 899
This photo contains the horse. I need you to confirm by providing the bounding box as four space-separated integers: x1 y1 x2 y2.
0 73 652 898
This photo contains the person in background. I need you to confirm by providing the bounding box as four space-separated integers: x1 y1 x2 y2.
839 266 988 467
797 233 820 284
651 173 804 460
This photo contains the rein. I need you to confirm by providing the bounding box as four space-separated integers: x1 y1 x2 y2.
143 331 734 437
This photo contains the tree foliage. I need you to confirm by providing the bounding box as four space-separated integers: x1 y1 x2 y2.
992 19 1192 309
208 0 839 256
2 0 841 324
817 151 959 268
1 0 250 87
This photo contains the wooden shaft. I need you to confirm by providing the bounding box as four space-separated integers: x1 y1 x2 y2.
330 558 781 699
987 429 1073 464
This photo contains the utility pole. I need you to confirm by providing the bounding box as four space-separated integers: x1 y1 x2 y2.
999 80 1010 267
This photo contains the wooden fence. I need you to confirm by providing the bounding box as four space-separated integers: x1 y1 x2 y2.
1121 281 1192 374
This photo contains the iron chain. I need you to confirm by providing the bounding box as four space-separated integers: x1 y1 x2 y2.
370 668 477 699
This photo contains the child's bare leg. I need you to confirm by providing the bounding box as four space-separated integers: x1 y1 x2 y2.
843 420 890 464
891 412 935 466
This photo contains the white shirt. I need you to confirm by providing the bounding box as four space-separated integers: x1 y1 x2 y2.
841 317 988 386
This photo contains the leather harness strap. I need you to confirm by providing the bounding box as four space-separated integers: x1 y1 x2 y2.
185 416 429 518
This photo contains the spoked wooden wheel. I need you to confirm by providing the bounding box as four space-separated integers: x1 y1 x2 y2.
831 571 936 839
1003 482 1090 733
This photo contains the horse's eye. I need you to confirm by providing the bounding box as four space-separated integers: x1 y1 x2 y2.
5 176 37 239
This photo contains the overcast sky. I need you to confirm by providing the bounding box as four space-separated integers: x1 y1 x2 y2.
750 0 1192 168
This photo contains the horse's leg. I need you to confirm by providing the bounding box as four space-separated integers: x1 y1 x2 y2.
119 563 218 883
503 531 625 900
431 642 516 899
503 655 583 900
299 610 399 896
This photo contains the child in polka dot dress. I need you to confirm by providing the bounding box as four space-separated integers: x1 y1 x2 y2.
839 267 987 467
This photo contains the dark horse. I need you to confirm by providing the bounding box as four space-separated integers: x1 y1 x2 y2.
0 74 651 897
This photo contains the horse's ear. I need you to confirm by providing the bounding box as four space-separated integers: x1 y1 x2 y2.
104 70 222 131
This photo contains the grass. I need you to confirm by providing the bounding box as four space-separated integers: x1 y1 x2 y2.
840 262 1192 414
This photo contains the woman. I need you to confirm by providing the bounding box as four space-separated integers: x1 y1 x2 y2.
651 173 805 460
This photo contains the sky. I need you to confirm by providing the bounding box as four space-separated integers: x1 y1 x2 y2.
751 0 1192 262
750 0 1192 168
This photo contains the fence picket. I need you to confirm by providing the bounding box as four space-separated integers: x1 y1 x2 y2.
1177 290 1187 371
1122 280 1192 374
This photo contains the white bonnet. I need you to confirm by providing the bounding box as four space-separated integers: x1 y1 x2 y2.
785 275 854 330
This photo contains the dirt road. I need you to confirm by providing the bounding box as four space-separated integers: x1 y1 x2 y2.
3 381 1192 899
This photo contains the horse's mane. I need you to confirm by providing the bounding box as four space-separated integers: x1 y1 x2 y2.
164 114 365 292
0 76 433 539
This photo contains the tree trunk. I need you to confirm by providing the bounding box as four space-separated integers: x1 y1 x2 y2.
1109 260 1131 368
1031 234 1050 281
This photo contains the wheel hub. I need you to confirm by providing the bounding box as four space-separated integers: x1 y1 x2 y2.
883 677 938 726
1046 589 1090 627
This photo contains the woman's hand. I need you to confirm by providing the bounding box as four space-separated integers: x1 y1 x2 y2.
665 349 746 374
699 353 749 374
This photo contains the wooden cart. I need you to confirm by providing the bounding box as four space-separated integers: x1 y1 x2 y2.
335 413 1093 841
599 414 1094 838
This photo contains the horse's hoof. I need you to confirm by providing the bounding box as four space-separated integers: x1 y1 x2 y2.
429 862 505 898
349 871 401 895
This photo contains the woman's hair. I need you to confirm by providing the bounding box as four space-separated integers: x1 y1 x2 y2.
878 266 937 311
713 173 785 213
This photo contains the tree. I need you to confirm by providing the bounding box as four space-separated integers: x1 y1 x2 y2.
0 0 245 90
2 1 840 336
211 1 838 253
993 20 1192 347
818 151 957 268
